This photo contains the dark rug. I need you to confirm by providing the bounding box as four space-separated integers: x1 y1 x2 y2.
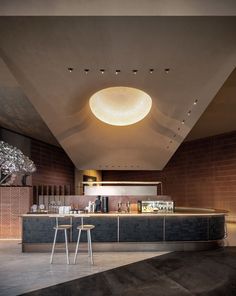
21 247 236 296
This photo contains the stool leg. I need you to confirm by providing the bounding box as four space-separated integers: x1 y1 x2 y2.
87 230 90 257
64 229 70 265
88 230 94 265
50 228 58 264
73 229 81 264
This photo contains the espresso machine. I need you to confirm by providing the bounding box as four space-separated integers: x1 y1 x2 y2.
101 196 109 213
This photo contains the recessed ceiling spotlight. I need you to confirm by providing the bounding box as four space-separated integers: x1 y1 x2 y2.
193 99 198 105
100 69 105 74
84 69 90 74
181 120 185 124
133 70 138 75
67 67 74 72
115 70 121 75
149 69 154 74
187 110 191 116
165 68 170 73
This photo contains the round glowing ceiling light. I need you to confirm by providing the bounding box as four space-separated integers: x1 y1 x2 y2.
89 87 152 126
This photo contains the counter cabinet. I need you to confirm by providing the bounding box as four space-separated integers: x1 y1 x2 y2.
22 212 226 248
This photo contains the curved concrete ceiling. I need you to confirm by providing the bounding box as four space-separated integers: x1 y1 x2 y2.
0 16 235 169
186 68 236 141
1 0 236 16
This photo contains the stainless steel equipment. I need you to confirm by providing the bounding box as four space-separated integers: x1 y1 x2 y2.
138 200 174 213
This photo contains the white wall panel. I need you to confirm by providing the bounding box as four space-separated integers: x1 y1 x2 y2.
84 185 157 196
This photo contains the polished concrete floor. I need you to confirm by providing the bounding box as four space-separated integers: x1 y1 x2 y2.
0 241 167 296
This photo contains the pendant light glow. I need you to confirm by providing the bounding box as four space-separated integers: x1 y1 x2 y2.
89 87 152 126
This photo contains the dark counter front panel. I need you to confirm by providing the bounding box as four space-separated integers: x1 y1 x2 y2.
72 217 117 242
165 216 225 241
165 217 209 241
22 214 226 245
119 216 163 242
23 217 71 243
209 216 225 240
23 216 118 244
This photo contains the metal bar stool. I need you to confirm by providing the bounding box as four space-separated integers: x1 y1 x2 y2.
50 216 72 264
74 217 95 264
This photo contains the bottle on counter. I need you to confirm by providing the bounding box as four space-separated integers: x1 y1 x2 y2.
126 201 130 213
118 202 122 213
91 202 95 213
137 201 142 213
88 201 91 213
69 203 74 214
95 196 102 212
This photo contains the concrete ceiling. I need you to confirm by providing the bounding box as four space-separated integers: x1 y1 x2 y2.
186 67 236 141
1 0 236 16
0 58 59 146
0 15 235 170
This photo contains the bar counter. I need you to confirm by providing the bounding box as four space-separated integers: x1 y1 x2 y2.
22 207 227 217
21 207 227 252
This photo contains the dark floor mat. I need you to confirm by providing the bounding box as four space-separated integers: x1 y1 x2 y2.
21 247 236 296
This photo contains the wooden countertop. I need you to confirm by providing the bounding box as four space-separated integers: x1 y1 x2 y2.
21 207 228 217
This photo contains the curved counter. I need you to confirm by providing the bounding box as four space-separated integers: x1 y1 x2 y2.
21 207 227 252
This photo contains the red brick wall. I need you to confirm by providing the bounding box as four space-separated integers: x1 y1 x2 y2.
31 140 75 194
0 187 31 238
103 131 236 217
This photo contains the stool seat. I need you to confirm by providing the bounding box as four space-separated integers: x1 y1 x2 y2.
77 224 95 230
54 225 72 230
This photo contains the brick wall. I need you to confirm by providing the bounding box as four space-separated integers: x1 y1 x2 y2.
103 131 236 217
0 134 75 238
0 187 31 238
0 128 75 193
31 139 75 194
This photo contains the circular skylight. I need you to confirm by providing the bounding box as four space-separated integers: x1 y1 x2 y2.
89 87 152 126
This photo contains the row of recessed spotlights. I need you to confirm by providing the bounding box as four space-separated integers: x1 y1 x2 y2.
99 165 140 168
166 99 198 150
67 67 170 74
